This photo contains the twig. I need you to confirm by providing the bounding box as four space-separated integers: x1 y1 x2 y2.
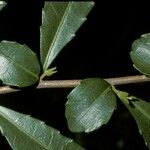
0 75 150 94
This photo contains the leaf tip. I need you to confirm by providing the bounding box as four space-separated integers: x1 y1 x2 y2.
0 1 7 9
90 1 95 6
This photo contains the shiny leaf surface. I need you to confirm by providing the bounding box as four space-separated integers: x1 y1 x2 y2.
130 33 150 76
0 41 40 87
0 106 85 150
65 78 117 133
122 98 150 150
40 1 94 71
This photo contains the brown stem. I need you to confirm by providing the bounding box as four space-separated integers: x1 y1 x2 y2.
0 75 150 94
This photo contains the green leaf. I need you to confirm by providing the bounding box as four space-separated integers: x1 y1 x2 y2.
112 86 130 104
40 2 94 71
40 67 57 80
0 105 85 150
0 1 6 11
112 86 150 149
65 78 117 133
121 98 150 150
0 41 40 87
130 33 150 76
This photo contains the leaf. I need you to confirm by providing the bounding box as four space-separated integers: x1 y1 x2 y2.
0 1 6 11
112 86 130 104
40 67 57 80
0 41 40 87
0 105 85 150
130 33 150 76
40 2 95 71
65 78 117 133
112 86 150 149
121 98 150 150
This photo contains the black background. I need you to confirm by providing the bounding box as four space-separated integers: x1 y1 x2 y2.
0 0 149 149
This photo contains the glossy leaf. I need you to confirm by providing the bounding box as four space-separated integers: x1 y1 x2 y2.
0 41 40 87
0 1 6 11
65 78 117 133
130 33 150 76
122 97 150 150
40 2 94 71
0 106 85 150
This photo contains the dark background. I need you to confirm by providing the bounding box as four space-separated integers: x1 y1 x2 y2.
0 0 149 149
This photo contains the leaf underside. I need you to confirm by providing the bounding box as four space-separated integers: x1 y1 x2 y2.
122 98 150 150
0 106 85 150
0 41 40 87
0 1 6 11
65 78 117 133
130 33 150 76
40 1 94 71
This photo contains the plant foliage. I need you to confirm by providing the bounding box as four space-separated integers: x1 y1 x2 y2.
0 106 84 150
0 41 40 87
130 33 150 76
0 1 150 150
0 1 94 149
65 78 117 133
122 97 150 150
40 1 94 72
112 87 150 149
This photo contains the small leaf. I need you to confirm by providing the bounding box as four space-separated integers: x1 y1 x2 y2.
40 67 57 80
121 98 150 150
65 78 117 133
130 33 150 76
40 2 94 71
0 105 85 150
0 1 6 11
0 41 40 87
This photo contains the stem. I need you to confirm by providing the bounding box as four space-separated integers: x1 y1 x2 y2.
0 75 150 94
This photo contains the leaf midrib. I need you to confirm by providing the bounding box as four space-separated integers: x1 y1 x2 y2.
132 101 150 120
72 86 111 128
0 110 48 150
0 53 39 80
43 2 73 71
